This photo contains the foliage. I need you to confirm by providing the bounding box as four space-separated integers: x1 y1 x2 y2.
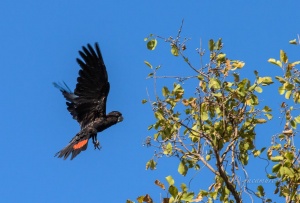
128 26 300 203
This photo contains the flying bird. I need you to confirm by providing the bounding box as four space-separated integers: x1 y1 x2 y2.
54 43 123 160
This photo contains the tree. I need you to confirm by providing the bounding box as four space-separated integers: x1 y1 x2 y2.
127 23 300 203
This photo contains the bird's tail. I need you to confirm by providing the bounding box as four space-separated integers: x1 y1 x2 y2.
53 82 77 102
55 132 89 160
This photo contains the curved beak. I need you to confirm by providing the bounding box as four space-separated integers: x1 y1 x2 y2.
118 116 124 122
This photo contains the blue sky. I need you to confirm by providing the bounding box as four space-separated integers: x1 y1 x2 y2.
1 1 300 202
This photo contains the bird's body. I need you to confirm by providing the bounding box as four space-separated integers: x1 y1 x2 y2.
54 43 123 160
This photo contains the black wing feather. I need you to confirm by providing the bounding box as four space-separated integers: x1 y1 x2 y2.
59 43 110 127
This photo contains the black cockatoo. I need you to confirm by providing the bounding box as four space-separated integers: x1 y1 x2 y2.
54 43 123 160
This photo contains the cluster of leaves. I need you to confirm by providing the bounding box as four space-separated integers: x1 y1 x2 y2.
266 47 300 202
127 26 300 202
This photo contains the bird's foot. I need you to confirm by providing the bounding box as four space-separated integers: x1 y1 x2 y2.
93 140 101 150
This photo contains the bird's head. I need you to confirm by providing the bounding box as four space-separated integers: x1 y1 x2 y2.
107 111 123 123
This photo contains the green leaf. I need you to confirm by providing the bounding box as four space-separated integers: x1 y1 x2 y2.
289 39 297 45
201 111 208 121
209 39 214 51
294 115 300 123
137 196 144 203
285 90 292 99
254 86 262 93
181 192 194 201
256 119 267 124
178 161 188 176
144 61 152 69
126 200 135 203
275 76 286 83
163 142 173 155
147 39 157 50
285 152 294 161
209 78 221 89
216 53 226 62
162 87 169 97
259 77 274 86
262 106 272 112
142 99 147 104
270 156 283 162
268 58 282 67
256 185 265 197
280 166 294 178
171 45 179 56
146 159 157 170
280 50 288 63
265 113 273 120
169 185 178 198
272 163 281 173
180 183 187 192
231 60 245 69
292 61 300 66
253 149 261 157
166 176 174 186
267 174 277 179
215 38 222 50
155 111 164 120
291 119 296 129
278 86 285 95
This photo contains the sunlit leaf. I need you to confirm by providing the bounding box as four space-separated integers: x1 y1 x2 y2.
270 156 283 162
232 61 245 69
137 196 144 203
171 45 179 56
285 152 294 161
209 78 221 89
181 192 194 201
163 142 172 155
144 61 152 69
142 99 147 104
294 115 300 123
280 50 288 63
162 87 169 97
147 39 157 50
268 58 282 67
166 176 174 186
280 166 294 178
267 174 277 179
216 53 226 62
262 106 272 112
146 159 157 170
289 39 297 45
265 113 273 120
285 90 292 99
178 161 188 176
255 86 262 93
275 76 286 83
256 185 265 197
278 86 285 95
292 61 300 66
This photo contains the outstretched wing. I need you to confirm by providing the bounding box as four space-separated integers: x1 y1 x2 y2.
71 43 110 127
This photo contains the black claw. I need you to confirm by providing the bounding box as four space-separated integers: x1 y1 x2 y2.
93 140 101 150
